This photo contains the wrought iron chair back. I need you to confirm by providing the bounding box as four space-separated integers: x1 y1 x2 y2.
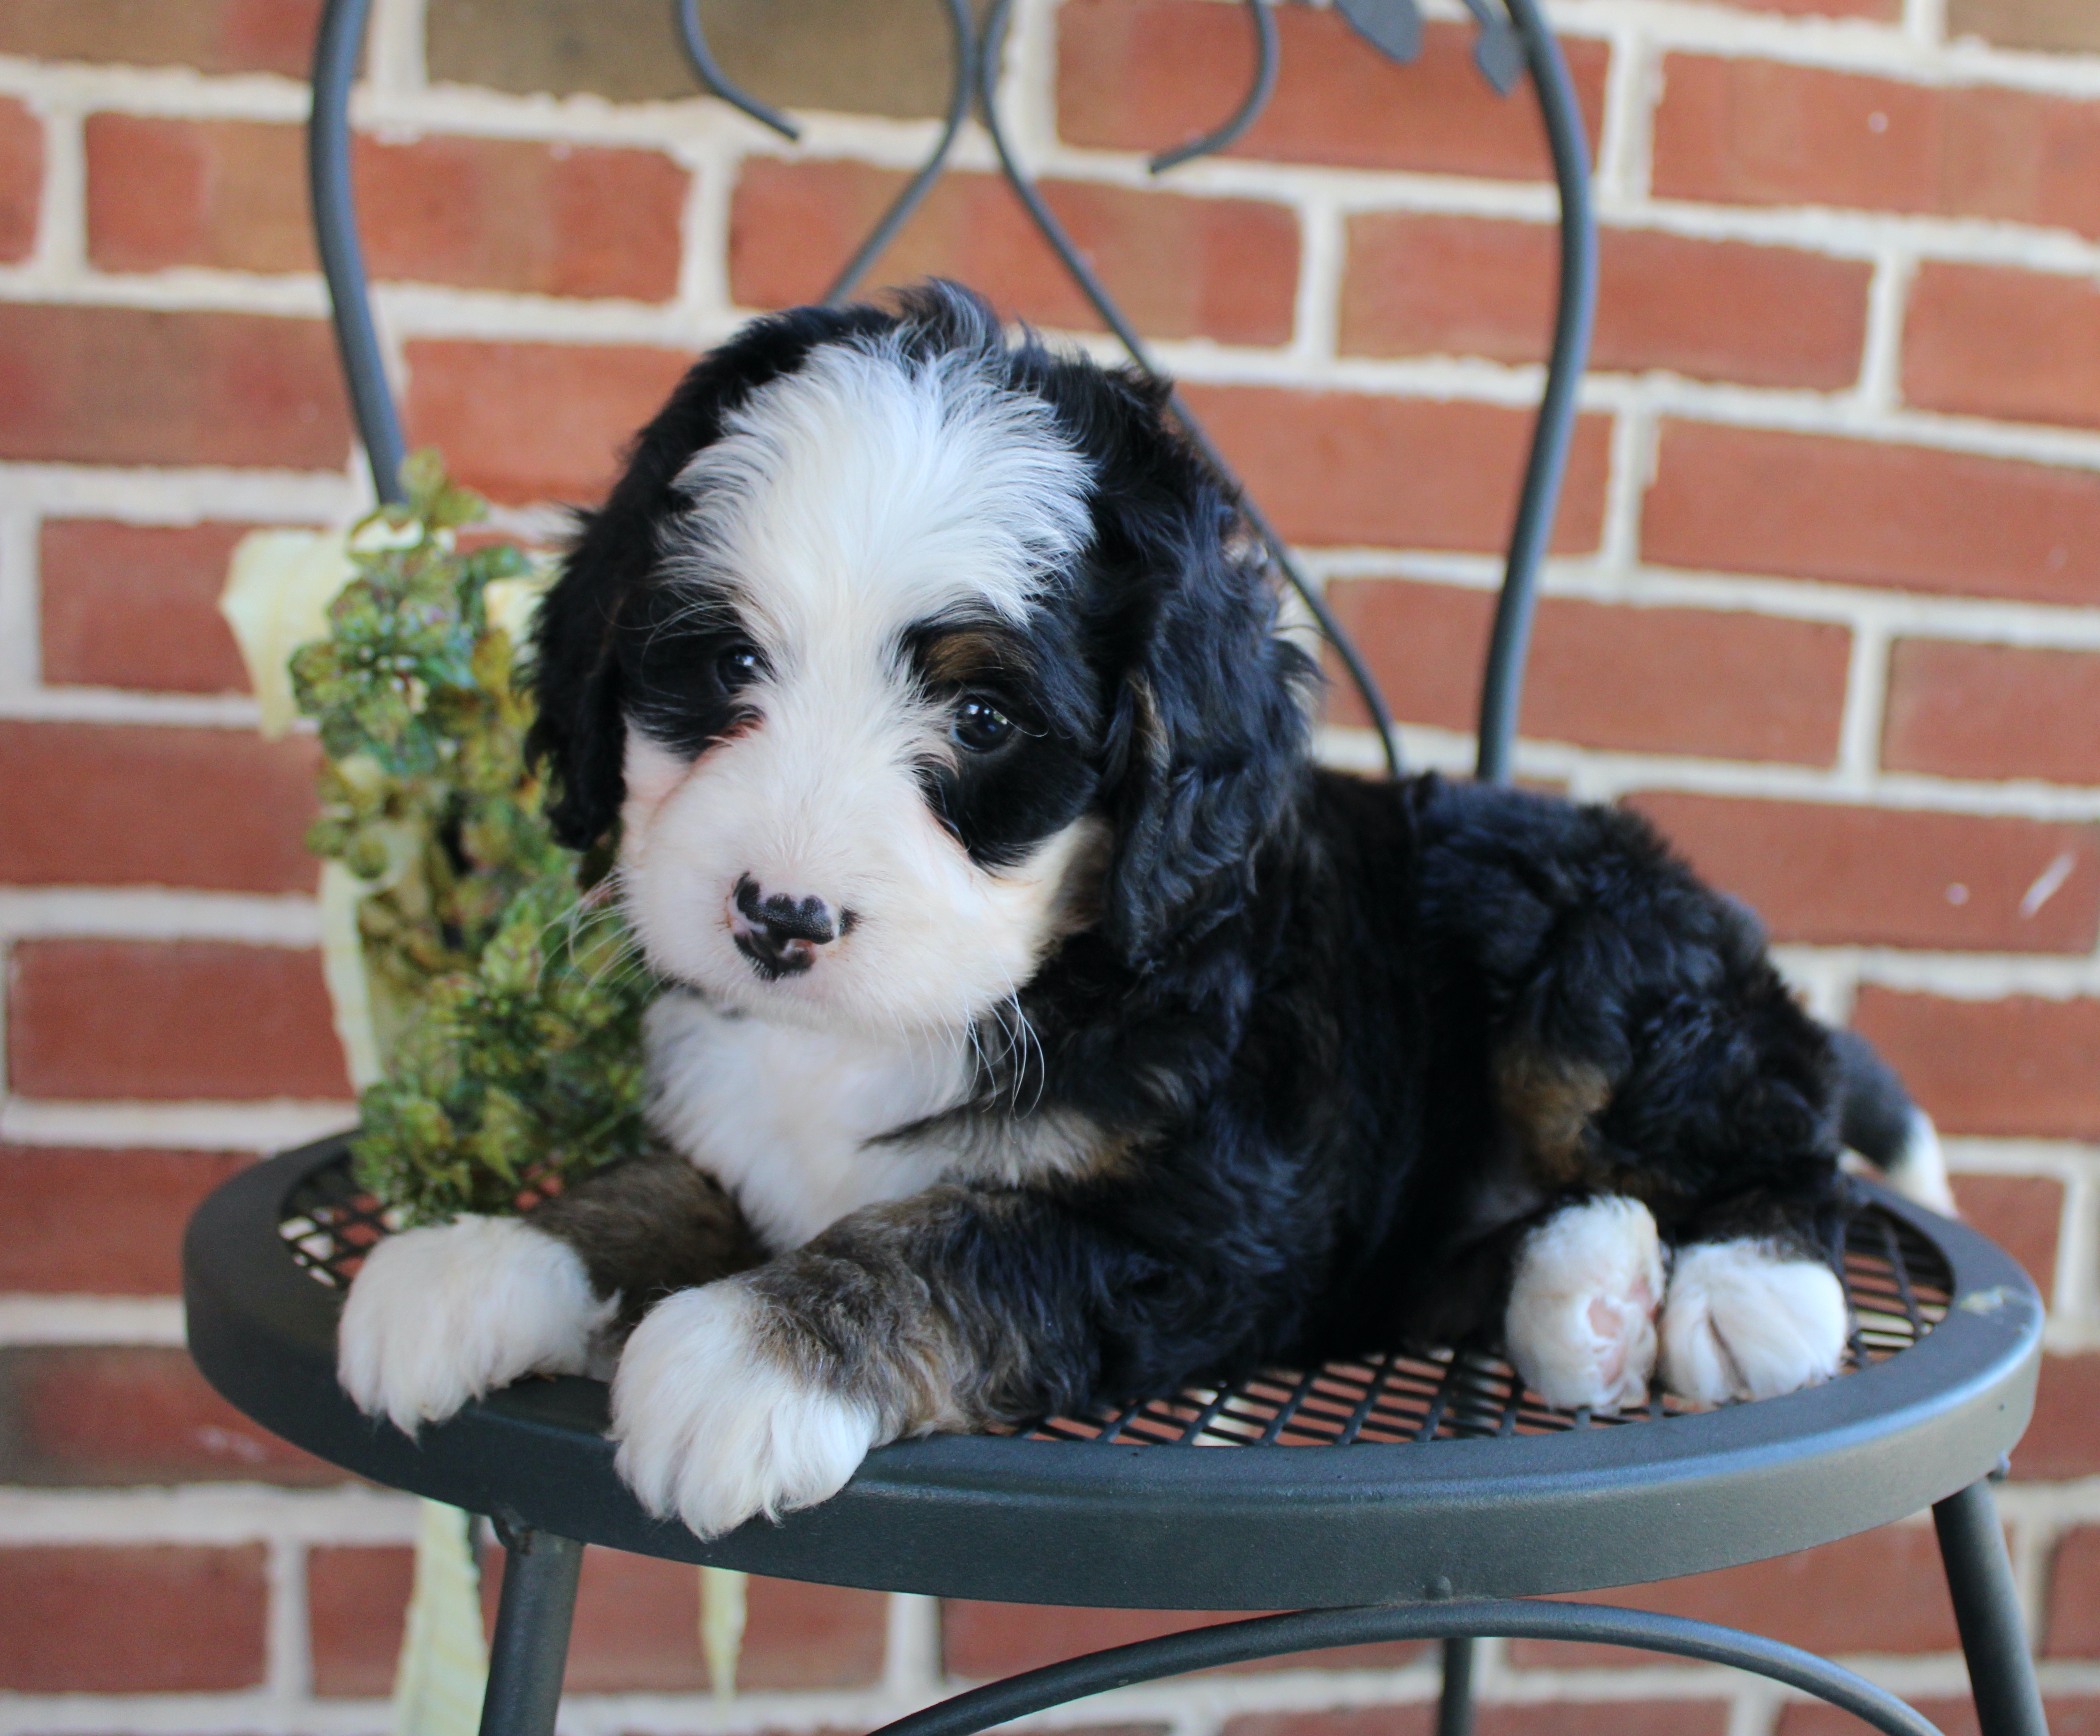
308 0 1599 786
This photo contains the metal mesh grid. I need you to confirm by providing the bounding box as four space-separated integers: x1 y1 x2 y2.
280 1151 1951 1448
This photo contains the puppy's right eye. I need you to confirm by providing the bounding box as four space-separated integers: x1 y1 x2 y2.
952 696 1015 753
717 645 764 690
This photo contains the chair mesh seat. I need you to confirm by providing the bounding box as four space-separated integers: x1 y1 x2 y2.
280 1148 1951 1450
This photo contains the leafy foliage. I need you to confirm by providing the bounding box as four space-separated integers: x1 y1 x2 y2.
292 453 652 1222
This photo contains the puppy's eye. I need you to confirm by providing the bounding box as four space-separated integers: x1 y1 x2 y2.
952 696 1014 754
717 645 765 690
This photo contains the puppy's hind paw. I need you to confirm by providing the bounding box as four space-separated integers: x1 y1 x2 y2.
1505 1196 1664 1414
610 1279 880 1540
1659 1240 1847 1405
337 1215 614 1434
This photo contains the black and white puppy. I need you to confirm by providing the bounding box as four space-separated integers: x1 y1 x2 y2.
337 284 1953 1539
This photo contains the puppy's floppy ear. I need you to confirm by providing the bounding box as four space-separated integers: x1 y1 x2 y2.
527 303 892 851
530 504 636 853
1094 431 1315 966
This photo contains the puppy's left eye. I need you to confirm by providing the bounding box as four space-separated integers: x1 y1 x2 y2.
717 645 765 690
952 696 1014 754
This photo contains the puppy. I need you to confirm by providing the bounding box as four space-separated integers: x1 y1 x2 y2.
336 284 1951 1539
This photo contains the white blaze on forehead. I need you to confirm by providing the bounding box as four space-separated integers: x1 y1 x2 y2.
667 335 1094 641
621 329 1100 1042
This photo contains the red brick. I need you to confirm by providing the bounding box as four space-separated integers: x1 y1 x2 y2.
465 1552 887 1692
1325 581 1848 763
0 96 40 263
546 1551 708 1691
1224 1714 1432 1736
1951 1174 2063 1298
1885 638 2100 790
1642 420 2100 606
539 1555 886 1691
404 338 690 505
731 158 1299 347
1655 56 2100 238
1625 793 2100 952
1226 1707 1728 1736
39 519 258 693
0 1146 251 1292
0 1344 342 1486
1340 217 1870 391
426 0 962 110
944 1602 1421 1679
1322 578 1490 735
1904 263 2100 431
1180 387 1610 555
83 113 305 275
1506 1523 1958 1667
1942 85 2100 240
357 132 687 301
0 721 319 892
0 0 320 75
1654 57 1944 214
86 115 687 301
0 303 350 469
0 1543 268 1690
1341 216 1557 369
733 1572 887 1690
2050 1529 2100 1656
1059 2 1607 181
310 1544 414 1696
1494 1716 1723 1736
7 939 350 1102
2011 1354 2100 1480
1779 1703 1980 1736
1714 0 1897 12
1851 988 2100 1141
1785 1701 2100 1736
1950 0 2100 53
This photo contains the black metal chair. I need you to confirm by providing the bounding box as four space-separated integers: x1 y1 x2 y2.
186 4 2056 1734
190 1136 2044 1736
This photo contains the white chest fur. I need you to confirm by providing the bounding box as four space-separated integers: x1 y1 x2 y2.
644 991 973 1252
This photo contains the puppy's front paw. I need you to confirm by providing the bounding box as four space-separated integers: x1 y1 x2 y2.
1506 1196 1664 1413
337 1215 614 1433
1658 1240 1847 1405
609 1279 879 1540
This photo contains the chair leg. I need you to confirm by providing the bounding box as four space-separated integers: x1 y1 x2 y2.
478 1526 584 1736
1933 1479 2048 1736
1435 1635 1475 1736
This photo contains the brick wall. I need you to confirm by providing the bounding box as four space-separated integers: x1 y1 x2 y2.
2 0 2097 1729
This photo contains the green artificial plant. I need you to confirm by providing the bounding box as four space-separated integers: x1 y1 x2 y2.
290 453 653 1223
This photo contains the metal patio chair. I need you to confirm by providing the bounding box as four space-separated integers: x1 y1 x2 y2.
185 4 2053 1734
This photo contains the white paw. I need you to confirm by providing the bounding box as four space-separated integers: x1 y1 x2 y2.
609 1278 879 1540
1658 1239 1847 1405
1506 1196 1664 1413
337 1216 615 1433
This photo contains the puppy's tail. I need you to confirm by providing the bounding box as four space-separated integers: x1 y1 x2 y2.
1828 1026 1956 1215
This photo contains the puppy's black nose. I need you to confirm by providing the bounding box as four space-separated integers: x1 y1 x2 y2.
730 875 851 978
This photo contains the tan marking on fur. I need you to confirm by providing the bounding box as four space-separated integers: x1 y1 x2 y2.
1041 814 1111 941
1127 673 1168 775
1496 1045 1611 1185
919 625 1026 688
932 1106 1138 1189
746 1187 1043 1437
